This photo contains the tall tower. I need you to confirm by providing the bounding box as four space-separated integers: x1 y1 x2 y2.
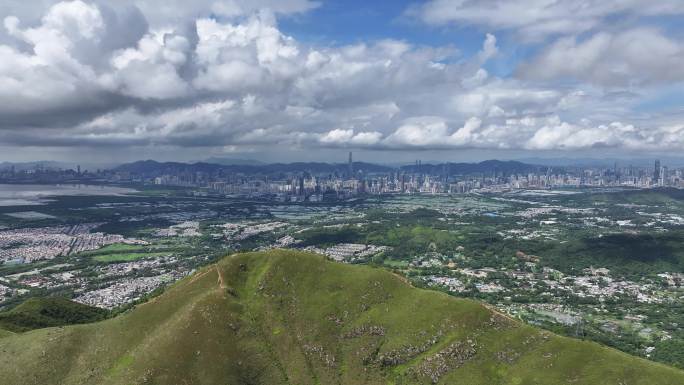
348 152 353 179
654 160 661 185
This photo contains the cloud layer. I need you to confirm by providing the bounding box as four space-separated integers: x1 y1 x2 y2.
411 0 684 39
1 0 683 160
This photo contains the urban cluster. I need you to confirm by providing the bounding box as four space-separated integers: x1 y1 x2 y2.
0 224 143 263
2 158 683 202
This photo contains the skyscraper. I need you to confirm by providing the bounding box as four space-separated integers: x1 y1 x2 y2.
654 160 661 185
348 152 353 179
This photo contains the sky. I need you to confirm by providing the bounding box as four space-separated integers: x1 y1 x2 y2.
1 0 684 165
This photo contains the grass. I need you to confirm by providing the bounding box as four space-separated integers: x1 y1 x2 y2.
93 252 170 263
0 250 682 385
96 243 147 253
0 328 14 338
383 259 409 268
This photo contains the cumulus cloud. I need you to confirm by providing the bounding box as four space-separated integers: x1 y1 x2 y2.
478 33 498 62
384 117 451 147
0 0 319 31
319 129 383 146
0 0 682 159
377 115 684 152
192 13 300 93
518 28 684 86
0 1 109 121
384 117 489 148
106 31 192 99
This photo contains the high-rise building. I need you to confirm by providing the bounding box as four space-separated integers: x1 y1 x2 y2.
348 152 353 179
654 160 661 185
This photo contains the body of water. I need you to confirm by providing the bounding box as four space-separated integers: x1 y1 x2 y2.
0 184 137 206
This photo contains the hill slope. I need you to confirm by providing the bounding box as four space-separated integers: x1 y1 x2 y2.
0 250 682 385
0 328 14 338
0 297 108 332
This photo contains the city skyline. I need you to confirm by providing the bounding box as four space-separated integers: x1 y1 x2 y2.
3 155 682 201
1 1 684 163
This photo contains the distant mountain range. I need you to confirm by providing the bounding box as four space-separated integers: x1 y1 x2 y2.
0 161 118 172
0 161 74 171
113 159 394 176
202 157 266 166
113 159 555 176
516 157 684 168
7 157 676 176
399 160 555 175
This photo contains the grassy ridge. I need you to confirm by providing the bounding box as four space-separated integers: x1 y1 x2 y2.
0 250 682 384
0 297 108 333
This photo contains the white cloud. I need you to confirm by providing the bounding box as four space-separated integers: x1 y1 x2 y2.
0 0 319 31
518 28 684 86
192 14 299 93
320 128 354 144
384 117 451 147
41 0 104 39
350 131 383 146
450 117 483 145
478 33 497 62
451 80 563 117
524 119 646 150
0 0 682 158
319 129 383 146
106 32 191 99
0 1 106 116
374 114 684 152
411 0 684 39
131 0 320 25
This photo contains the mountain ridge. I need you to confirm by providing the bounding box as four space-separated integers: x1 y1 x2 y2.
0 296 107 332
112 159 554 177
113 159 394 175
0 250 682 385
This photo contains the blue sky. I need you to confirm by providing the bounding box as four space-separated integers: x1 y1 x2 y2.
1 0 684 164
280 0 480 47
279 0 516 74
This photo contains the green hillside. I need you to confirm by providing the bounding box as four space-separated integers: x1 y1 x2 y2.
0 250 682 385
0 296 108 332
